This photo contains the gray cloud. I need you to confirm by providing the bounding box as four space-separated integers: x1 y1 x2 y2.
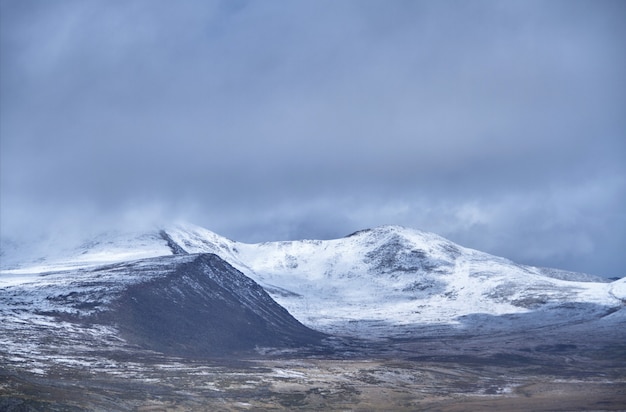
1 0 625 277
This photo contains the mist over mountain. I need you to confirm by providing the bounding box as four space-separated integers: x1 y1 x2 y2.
2 1 625 280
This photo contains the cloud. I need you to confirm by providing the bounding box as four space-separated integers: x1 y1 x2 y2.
1 0 625 277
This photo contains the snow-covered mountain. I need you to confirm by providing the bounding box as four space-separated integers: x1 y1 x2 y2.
2 223 625 410
2 223 623 341
162 224 623 337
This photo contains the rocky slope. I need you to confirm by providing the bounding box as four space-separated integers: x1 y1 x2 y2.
0 252 323 363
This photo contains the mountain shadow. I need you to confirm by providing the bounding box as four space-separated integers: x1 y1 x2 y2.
100 254 325 357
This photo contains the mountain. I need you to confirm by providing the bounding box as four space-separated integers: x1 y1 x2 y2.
2 223 623 342
162 224 623 338
2 223 625 410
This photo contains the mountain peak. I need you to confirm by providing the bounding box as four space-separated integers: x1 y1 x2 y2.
2 222 620 341
345 224 416 238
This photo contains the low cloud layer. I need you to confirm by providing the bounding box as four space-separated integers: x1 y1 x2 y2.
1 0 625 277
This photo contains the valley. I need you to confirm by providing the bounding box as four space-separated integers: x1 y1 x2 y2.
2 331 625 411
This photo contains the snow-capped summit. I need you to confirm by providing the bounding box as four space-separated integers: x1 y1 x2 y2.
2 223 622 339
154 224 622 337
204 225 620 337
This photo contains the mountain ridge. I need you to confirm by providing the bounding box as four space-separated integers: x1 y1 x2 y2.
0 223 612 280
161 224 622 338
1 222 616 282
4 222 619 340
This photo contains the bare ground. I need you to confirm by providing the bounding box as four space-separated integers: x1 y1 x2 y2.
2 333 625 411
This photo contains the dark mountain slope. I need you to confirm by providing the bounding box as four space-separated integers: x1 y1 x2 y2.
100 253 324 357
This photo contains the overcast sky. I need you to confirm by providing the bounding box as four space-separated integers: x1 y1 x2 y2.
1 0 625 277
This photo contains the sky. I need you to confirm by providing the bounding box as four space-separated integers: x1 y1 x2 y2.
1 0 625 277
